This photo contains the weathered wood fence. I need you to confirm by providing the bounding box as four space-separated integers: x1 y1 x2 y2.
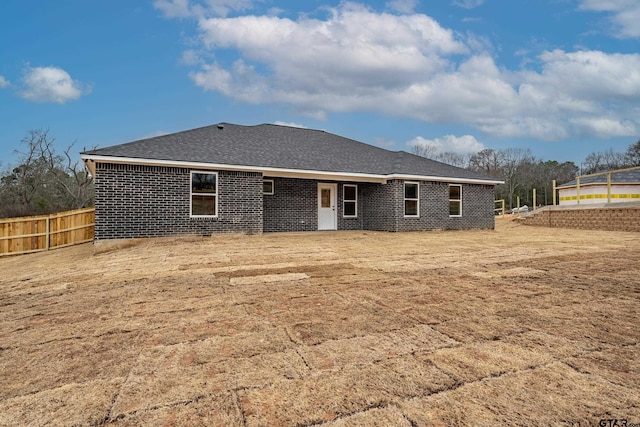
0 208 95 256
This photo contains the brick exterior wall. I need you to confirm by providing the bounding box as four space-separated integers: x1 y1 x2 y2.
263 177 317 232
362 180 495 231
361 180 400 231
94 163 262 239
518 206 640 232
263 178 364 232
94 164 495 239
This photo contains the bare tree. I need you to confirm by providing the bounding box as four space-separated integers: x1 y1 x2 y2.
0 129 94 218
436 152 469 168
582 148 627 174
625 139 640 166
412 144 438 159
500 148 534 209
468 149 504 179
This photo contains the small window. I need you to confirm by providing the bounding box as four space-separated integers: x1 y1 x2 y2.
449 184 462 217
404 182 419 217
263 179 274 195
343 184 357 217
321 188 331 207
191 171 217 217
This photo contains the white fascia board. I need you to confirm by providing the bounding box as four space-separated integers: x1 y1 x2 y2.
386 173 504 185
80 154 388 183
80 154 504 185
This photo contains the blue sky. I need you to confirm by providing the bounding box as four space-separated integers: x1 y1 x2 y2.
1 0 639 170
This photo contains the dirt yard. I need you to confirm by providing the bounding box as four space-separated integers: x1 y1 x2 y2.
0 218 638 426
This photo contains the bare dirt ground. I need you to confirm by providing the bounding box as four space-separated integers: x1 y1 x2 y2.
1 218 639 426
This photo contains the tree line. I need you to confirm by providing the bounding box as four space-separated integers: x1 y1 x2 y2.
414 139 640 209
1 128 638 218
0 129 94 218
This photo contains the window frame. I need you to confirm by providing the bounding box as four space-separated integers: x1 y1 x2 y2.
190 171 218 218
343 184 358 218
404 181 420 218
449 184 462 217
263 179 274 195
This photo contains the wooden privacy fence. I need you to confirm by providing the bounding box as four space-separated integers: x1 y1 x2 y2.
0 208 95 256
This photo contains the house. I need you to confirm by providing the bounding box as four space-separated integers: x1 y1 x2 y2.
557 168 640 205
80 123 503 240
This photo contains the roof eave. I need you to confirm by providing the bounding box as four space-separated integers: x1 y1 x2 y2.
386 173 503 185
80 154 503 185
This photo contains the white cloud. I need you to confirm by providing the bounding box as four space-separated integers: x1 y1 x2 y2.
180 49 203 65
166 3 640 140
0 75 9 88
408 134 485 155
569 117 637 138
386 0 418 14
20 66 88 104
192 4 467 101
273 121 307 128
579 0 640 38
154 0 253 18
154 0 192 18
452 0 485 9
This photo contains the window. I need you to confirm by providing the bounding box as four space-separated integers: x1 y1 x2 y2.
263 179 274 195
191 171 217 217
404 182 419 217
343 184 357 217
449 184 462 217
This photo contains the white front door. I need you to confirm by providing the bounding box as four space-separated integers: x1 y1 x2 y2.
318 183 337 230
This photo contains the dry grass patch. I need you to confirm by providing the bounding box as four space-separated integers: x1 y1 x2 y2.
566 344 640 389
111 348 307 416
402 362 636 426
110 393 244 427
239 354 455 426
423 340 553 383
321 405 413 426
0 378 124 426
299 324 458 371
432 314 530 343
1 219 639 425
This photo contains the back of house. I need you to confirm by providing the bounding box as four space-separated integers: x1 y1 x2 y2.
81 123 503 239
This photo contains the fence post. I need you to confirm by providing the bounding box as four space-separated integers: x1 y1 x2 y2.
576 176 580 205
517 196 521 216
533 188 536 210
607 173 611 203
45 216 50 250
552 180 556 206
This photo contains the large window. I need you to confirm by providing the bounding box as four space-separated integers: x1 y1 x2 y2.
404 182 419 217
449 184 462 217
191 171 218 217
263 179 274 195
343 184 357 217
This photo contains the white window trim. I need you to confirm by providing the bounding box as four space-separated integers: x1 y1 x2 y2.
449 184 462 217
190 170 218 218
263 179 274 195
404 181 420 218
343 184 358 218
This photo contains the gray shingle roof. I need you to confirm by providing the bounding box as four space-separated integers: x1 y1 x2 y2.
83 123 500 182
558 169 640 188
